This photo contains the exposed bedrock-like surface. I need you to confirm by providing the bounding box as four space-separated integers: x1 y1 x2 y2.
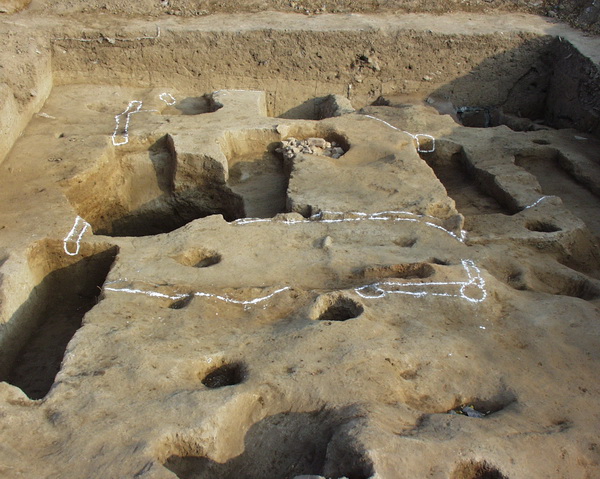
0 9 599 479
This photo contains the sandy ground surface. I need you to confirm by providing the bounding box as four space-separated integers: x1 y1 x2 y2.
15 0 600 35
0 2 599 479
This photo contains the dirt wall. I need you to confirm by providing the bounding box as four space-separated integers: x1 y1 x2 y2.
545 38 600 135
0 23 52 166
50 26 555 118
0 13 599 168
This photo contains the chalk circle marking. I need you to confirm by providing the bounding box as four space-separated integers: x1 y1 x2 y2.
159 92 176 106
63 216 92 256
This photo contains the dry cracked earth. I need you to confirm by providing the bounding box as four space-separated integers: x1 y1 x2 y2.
0 2 600 479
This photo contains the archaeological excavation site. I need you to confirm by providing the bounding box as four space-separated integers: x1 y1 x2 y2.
0 0 599 478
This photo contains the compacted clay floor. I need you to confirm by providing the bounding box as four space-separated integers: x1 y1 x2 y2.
0 5 600 479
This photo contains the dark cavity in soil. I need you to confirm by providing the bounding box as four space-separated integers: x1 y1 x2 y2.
201 362 246 388
164 409 373 479
452 460 509 479
316 296 364 322
0 242 118 399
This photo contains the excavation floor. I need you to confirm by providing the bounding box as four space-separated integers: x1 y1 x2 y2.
0 81 599 479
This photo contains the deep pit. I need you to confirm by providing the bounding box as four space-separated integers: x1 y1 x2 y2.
201 362 247 389
64 133 245 237
312 295 364 322
0 240 118 399
164 409 374 479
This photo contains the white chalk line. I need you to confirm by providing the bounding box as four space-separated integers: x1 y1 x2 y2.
53 26 160 43
159 92 176 106
362 114 435 153
103 260 487 306
112 101 143 146
522 195 555 210
112 92 178 146
111 100 161 146
355 260 487 303
63 216 92 256
104 282 291 305
234 210 464 243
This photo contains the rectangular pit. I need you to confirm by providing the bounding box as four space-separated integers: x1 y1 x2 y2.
0 241 118 399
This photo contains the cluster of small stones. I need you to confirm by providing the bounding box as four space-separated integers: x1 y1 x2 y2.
292 476 349 479
276 137 345 160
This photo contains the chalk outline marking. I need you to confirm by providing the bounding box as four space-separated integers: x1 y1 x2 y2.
112 100 143 146
234 210 465 243
355 259 487 303
522 195 555 210
63 216 92 256
103 260 487 305
362 114 435 153
104 282 291 305
159 92 176 106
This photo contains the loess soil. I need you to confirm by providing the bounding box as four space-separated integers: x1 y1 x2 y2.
16 1 600 35
0 2 599 479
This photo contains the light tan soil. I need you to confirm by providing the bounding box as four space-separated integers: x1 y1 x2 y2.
0 3 599 479
17 0 600 35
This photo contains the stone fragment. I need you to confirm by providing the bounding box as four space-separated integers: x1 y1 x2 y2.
462 406 486 418
307 137 327 148
277 137 345 161
321 235 333 248
331 147 344 159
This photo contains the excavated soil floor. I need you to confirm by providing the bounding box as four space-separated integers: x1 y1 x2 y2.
0 5 600 479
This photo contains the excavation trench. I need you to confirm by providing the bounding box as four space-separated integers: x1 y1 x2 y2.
1 21 597 240
2 16 599 173
0 240 118 399
6 24 596 239
64 135 246 237
0 13 598 479
1 16 600 380
64 134 285 237
47 28 596 133
63 117 352 237
419 144 511 216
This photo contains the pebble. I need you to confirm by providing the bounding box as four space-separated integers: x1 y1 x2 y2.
462 406 486 418
308 137 327 148
276 137 344 160
331 147 344 159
